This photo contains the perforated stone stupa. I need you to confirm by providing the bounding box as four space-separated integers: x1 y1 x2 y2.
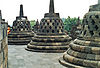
59 1 100 68
8 4 34 45
26 0 71 53
33 19 40 33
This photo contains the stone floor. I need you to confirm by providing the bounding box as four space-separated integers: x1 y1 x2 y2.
8 45 67 68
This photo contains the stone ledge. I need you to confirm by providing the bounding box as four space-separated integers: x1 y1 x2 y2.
59 57 86 68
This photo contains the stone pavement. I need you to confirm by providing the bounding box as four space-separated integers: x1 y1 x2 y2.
8 45 67 68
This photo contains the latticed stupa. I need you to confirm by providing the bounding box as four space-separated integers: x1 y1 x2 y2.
33 19 40 33
59 0 100 68
26 0 71 53
8 4 34 45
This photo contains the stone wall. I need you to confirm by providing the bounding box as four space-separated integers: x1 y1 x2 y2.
0 22 8 68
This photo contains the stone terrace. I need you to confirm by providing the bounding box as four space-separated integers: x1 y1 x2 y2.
8 45 66 68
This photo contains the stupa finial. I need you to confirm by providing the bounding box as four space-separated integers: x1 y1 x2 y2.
49 0 55 13
0 10 2 20
19 4 24 17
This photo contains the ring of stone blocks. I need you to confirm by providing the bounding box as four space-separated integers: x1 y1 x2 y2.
70 42 100 55
74 39 100 47
35 35 69 38
63 52 100 68
32 37 71 42
30 41 70 46
67 48 100 61
27 44 68 50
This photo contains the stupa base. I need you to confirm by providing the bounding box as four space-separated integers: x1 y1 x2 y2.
25 44 69 53
8 32 34 45
59 57 86 68
8 39 30 45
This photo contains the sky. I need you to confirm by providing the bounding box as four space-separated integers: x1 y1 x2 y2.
0 0 98 26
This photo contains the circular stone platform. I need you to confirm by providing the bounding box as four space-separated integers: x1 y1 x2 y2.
8 4 34 45
26 0 71 53
59 3 100 68
8 31 34 45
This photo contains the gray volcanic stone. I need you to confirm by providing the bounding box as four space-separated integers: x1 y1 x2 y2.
59 1 100 68
8 4 34 45
26 0 71 53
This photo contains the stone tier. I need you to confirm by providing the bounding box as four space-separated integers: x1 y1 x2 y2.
59 4 100 68
59 36 100 68
26 34 71 53
8 31 34 45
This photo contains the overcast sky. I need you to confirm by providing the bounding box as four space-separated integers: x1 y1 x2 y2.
0 0 98 25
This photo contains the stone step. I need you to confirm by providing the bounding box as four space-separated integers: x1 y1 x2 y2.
59 57 85 68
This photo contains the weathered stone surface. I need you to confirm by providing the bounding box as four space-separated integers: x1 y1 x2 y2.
26 0 71 53
8 4 34 45
0 10 8 68
59 2 100 68
8 45 67 68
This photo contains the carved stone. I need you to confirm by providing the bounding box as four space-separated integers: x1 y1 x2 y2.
8 4 34 45
26 0 71 53
0 10 8 68
59 2 100 68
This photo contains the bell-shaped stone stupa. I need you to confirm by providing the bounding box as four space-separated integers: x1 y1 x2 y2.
59 0 100 68
8 4 34 45
26 0 71 53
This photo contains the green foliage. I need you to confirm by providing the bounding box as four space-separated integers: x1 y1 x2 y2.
30 20 36 28
62 16 82 32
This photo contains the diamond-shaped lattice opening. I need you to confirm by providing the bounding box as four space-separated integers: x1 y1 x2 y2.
57 30 59 33
49 26 52 29
59 26 61 29
88 26 90 29
95 15 99 19
83 25 85 29
95 25 98 30
83 30 86 35
90 31 94 36
47 30 49 33
57 23 59 25
91 20 95 25
45 20 47 22
52 23 54 26
86 20 88 25
61 29 64 32
52 30 54 33
62 26 64 29
55 26 57 29
47 23 49 25
50 19 52 22
54 20 57 22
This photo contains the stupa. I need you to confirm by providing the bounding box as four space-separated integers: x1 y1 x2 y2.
26 0 71 53
70 17 82 40
33 19 40 33
59 0 100 68
8 4 34 45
